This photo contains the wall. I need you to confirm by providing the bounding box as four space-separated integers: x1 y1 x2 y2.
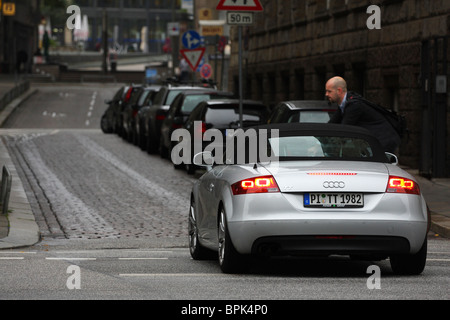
228 0 450 174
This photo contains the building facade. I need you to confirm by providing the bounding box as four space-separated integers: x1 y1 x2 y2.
76 0 190 52
228 0 450 177
0 0 41 73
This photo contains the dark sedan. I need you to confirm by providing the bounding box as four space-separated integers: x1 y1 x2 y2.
122 86 160 144
140 84 219 154
159 90 234 158
178 99 270 174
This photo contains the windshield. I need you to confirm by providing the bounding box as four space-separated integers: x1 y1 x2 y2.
288 111 334 123
205 106 266 127
181 94 232 113
165 90 184 105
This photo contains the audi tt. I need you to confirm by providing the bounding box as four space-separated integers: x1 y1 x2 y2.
188 123 429 275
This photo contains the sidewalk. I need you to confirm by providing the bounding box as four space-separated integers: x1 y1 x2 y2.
0 77 449 250
0 77 40 249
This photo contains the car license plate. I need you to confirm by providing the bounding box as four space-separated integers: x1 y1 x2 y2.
304 193 364 208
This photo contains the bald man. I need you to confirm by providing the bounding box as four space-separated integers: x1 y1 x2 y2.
326 77 401 153
325 76 348 107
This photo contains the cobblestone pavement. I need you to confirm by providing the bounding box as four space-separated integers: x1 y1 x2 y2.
2 129 196 242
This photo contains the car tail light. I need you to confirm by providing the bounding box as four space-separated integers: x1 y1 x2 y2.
231 176 280 195
196 122 207 135
386 176 420 195
124 88 133 102
156 115 166 121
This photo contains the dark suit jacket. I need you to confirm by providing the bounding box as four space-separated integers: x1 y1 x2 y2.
329 92 401 153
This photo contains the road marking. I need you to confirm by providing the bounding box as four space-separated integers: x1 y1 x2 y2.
119 273 222 277
427 259 450 262
45 257 97 261
0 257 25 260
118 258 169 260
0 251 36 254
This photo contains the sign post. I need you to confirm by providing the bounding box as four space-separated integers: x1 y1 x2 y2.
216 0 263 128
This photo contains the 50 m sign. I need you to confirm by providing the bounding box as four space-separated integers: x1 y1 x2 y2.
227 12 254 25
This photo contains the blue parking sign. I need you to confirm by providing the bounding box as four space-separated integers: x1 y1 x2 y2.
182 30 201 50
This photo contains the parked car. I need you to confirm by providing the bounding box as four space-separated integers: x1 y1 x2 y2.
116 84 143 137
269 100 337 124
159 90 234 158
122 86 160 144
180 99 270 174
140 84 218 154
101 85 130 134
189 123 429 274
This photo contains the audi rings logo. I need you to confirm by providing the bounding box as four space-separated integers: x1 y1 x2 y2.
323 181 345 189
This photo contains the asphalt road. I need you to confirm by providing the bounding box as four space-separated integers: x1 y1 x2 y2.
0 84 449 304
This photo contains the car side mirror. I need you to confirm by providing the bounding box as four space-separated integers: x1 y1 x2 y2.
385 152 398 165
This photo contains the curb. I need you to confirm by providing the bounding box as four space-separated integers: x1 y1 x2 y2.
0 88 37 128
0 138 41 249
430 213 450 239
0 88 41 249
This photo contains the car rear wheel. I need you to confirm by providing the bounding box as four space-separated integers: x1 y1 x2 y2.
159 136 169 158
390 238 427 275
188 199 213 260
218 207 246 273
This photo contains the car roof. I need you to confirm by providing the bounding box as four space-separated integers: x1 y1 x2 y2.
201 99 266 107
278 100 336 110
143 85 161 90
167 86 212 91
176 89 220 95
254 122 371 135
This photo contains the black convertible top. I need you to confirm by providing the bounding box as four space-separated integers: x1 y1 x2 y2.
239 123 390 163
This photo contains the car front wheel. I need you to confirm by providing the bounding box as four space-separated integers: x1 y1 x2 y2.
188 199 213 260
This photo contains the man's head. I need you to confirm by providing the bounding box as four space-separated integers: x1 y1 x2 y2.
325 76 348 105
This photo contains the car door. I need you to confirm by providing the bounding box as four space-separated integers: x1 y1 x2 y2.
197 165 227 247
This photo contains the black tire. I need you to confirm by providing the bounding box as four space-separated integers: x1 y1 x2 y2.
218 207 246 273
188 199 214 260
159 136 169 158
100 114 113 134
185 163 196 175
147 130 157 154
390 238 427 275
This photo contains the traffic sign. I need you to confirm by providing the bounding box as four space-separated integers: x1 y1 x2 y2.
167 22 180 36
180 48 206 72
3 2 15 16
200 63 213 79
216 0 263 12
227 12 254 25
182 30 202 50
218 36 228 52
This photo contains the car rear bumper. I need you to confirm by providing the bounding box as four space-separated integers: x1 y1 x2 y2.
251 235 410 257
225 191 428 256
227 216 427 257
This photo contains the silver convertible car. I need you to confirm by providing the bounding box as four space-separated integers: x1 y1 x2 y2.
188 123 429 275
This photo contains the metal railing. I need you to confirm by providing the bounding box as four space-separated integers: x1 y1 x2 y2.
1 166 12 215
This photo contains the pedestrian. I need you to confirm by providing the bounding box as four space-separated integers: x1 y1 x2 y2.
325 76 401 153
179 58 191 82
